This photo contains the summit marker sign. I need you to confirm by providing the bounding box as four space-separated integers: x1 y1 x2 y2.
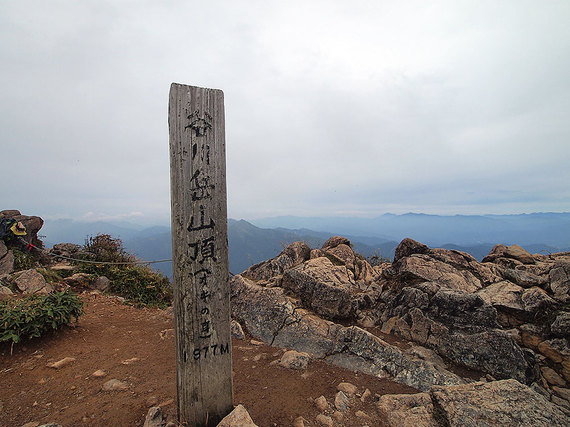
169 83 233 426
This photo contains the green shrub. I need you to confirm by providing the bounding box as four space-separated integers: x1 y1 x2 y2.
107 265 172 308
12 248 36 271
76 234 172 307
37 267 63 284
0 290 84 344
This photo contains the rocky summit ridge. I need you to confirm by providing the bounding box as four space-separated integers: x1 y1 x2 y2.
231 235 570 425
2 209 569 425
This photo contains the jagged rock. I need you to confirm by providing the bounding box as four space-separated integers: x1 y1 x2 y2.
0 240 7 259
537 338 568 364
314 395 328 411
278 350 310 370
353 256 381 283
502 268 545 288
310 248 324 259
377 392 437 427
520 323 544 349
436 329 529 383
315 414 333 426
394 255 482 292
143 407 165 427
430 379 569 426
477 281 524 313
551 395 570 415
381 282 528 382
13 269 53 295
324 243 355 268
521 286 557 314
334 391 349 412
426 289 498 329
428 248 502 286
331 411 343 423
551 312 570 337
405 345 446 369
337 382 357 396
230 319 245 339
0 285 14 298
93 276 110 291
51 243 82 255
541 366 566 387
217 404 257 427
321 236 351 251
281 257 358 320
242 241 310 281
230 275 463 391
483 244 536 265
0 247 14 275
549 261 570 303
393 238 430 263
553 386 570 402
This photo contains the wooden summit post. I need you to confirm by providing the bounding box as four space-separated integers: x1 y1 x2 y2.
169 83 233 426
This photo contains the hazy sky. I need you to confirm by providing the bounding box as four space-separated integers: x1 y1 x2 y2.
1 1 569 224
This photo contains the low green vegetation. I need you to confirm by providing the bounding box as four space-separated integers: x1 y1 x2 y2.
0 290 83 344
12 247 36 271
76 234 172 308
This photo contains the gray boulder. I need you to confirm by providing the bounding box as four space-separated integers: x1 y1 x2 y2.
430 379 569 426
13 269 53 295
549 260 570 303
281 257 358 320
230 274 463 392
393 255 482 292
483 244 536 265
241 241 310 282
0 245 14 275
217 404 257 427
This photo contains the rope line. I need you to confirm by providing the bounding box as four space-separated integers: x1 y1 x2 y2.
21 238 172 266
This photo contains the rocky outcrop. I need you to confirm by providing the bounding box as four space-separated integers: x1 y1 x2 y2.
0 240 14 275
217 405 258 427
378 239 570 392
231 272 463 392
229 236 570 415
282 257 359 320
430 379 568 426
13 269 53 295
378 379 569 426
242 241 310 284
482 244 536 265
549 260 570 303
0 210 44 248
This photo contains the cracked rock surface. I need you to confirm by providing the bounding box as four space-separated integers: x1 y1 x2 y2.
230 237 570 422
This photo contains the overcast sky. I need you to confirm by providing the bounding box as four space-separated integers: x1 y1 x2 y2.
1 1 569 225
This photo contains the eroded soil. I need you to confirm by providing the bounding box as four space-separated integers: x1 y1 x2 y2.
0 294 417 426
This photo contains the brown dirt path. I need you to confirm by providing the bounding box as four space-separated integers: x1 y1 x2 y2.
0 293 417 426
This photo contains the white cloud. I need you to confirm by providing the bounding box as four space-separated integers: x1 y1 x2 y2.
1 0 569 223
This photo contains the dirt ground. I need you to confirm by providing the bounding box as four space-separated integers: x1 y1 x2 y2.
0 293 418 427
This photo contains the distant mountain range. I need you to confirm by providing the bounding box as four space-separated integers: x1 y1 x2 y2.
40 212 570 279
251 212 570 248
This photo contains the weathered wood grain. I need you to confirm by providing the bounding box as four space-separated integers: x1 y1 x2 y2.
169 83 233 426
